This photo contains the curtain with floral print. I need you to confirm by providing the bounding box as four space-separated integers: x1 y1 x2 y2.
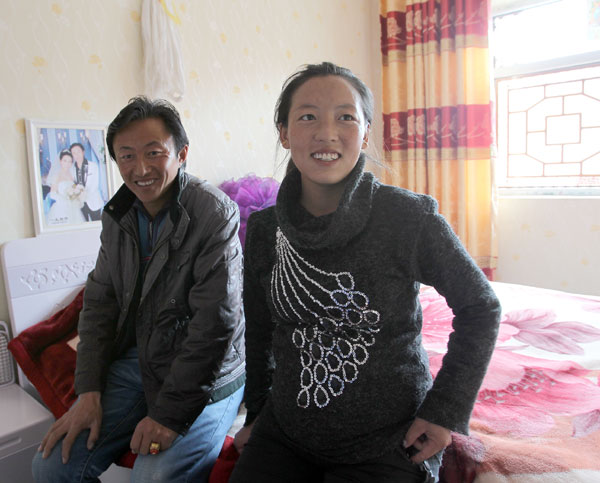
380 0 497 277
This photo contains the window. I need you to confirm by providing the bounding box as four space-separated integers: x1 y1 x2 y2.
492 0 600 195
496 65 600 191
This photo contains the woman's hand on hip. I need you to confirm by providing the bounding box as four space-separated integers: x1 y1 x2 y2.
404 417 451 464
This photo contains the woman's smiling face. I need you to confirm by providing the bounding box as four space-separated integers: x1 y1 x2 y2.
59 153 73 171
278 75 370 196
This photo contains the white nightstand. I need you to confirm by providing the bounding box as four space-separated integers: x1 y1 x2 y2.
0 384 54 483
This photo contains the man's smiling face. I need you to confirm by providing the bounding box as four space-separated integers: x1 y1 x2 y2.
113 117 188 217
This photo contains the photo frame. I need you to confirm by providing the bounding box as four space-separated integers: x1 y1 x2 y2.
25 119 117 236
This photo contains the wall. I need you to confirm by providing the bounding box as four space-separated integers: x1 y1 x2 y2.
0 0 382 324
496 197 600 296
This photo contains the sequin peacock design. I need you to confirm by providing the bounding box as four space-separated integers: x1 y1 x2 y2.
271 228 381 409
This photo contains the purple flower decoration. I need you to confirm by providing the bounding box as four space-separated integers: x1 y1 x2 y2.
219 175 280 248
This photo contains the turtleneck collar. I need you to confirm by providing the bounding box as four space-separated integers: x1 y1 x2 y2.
275 153 378 250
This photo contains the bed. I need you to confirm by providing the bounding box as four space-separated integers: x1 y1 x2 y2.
2 229 101 400
3 229 600 482
425 282 600 482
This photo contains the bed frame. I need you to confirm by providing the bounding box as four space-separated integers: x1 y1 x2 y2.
2 228 101 395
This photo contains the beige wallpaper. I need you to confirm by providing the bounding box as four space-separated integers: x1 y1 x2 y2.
3 0 596 332
0 0 381 324
496 197 600 297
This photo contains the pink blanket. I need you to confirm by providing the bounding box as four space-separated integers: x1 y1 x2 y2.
423 282 600 482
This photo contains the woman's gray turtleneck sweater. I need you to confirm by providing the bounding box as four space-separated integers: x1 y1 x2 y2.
242 156 501 463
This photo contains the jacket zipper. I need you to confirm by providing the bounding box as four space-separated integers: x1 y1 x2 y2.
142 217 173 374
114 221 140 344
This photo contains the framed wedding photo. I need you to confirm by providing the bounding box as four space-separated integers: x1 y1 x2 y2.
25 119 117 236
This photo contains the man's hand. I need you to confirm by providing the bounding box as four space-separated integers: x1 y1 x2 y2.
39 391 102 464
404 417 452 464
130 416 178 455
233 420 255 454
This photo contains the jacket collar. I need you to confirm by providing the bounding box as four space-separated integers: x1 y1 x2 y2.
275 153 378 250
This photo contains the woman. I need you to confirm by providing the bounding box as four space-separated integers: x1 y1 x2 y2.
231 62 501 482
47 149 85 225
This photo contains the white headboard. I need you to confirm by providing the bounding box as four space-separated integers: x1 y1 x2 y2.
1 228 101 389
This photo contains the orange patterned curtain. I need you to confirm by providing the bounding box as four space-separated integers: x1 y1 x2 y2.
380 0 497 277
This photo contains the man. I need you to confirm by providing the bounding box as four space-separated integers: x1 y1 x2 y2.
70 142 105 221
33 97 246 483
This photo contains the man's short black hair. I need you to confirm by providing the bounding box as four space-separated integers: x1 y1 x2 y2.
69 142 85 153
106 96 189 161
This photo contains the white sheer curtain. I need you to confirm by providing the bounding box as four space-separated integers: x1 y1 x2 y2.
141 0 185 102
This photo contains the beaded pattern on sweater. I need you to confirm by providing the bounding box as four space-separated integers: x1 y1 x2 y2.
271 228 381 409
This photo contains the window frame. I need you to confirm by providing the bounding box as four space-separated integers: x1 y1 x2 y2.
492 2 600 197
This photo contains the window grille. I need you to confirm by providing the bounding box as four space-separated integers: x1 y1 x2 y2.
496 65 600 191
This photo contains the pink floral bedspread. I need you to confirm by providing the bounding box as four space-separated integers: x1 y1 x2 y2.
421 282 600 483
